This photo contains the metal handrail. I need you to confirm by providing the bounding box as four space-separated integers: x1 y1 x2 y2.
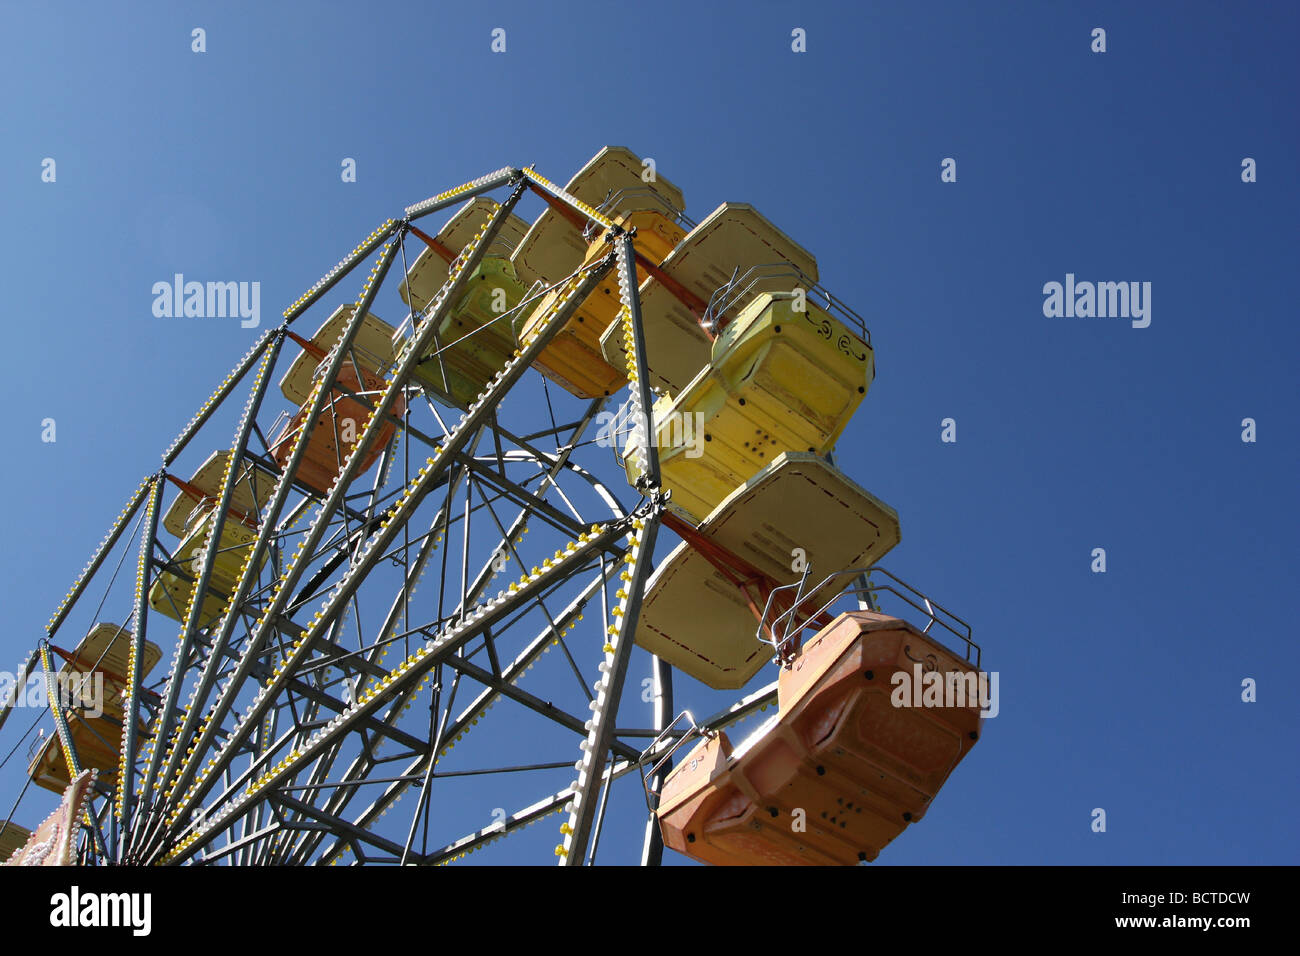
183 497 219 536
28 728 48 764
636 710 710 811
266 409 291 444
593 186 695 231
703 262 871 346
305 338 394 387
447 234 516 275
758 566 979 668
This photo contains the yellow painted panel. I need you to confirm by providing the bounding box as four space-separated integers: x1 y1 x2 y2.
408 257 528 407
634 453 900 689
55 624 163 721
624 294 872 522
149 507 265 625
512 146 685 288
600 203 819 398
279 305 398 406
62 623 162 683
518 210 686 399
399 197 528 308
162 449 276 539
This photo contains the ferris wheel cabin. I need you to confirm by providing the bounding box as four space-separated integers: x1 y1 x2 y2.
621 287 873 523
634 453 900 689
599 202 822 399
655 610 983 866
271 306 406 495
394 197 532 408
27 623 162 795
148 450 276 624
514 147 690 399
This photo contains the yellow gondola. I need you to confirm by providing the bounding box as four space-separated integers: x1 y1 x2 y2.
599 202 821 398
147 503 263 624
408 256 530 408
399 196 529 311
513 147 690 398
394 198 532 407
148 451 275 624
27 624 162 795
512 146 685 289
622 289 873 523
634 453 900 689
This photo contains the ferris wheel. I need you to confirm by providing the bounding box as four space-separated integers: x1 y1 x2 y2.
0 147 984 867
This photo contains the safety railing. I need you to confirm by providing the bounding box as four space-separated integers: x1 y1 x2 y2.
758 566 979 668
304 337 395 390
265 409 292 446
589 186 695 238
636 710 711 811
27 729 49 765
447 231 518 276
702 262 870 345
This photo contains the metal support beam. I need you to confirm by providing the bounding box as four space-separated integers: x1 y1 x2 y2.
117 474 164 848
313 559 620 865
559 233 665 865
161 329 277 465
163 187 532 828
158 515 637 864
426 681 777 865
43 476 153 642
639 655 673 866
152 331 286 802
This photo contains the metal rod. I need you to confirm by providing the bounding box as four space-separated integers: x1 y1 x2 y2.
158 517 636 864
117 474 164 850
43 476 153 643
404 168 519 222
558 232 666 864
313 542 622 865
153 332 286 801
156 231 413 834
639 655 673 866
161 329 277 466
423 681 776 865
170 191 531 823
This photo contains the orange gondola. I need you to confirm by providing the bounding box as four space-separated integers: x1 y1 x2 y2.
656 608 983 865
270 306 406 495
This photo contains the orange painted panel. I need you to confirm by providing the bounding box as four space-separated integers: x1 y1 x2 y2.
657 611 983 865
272 365 405 495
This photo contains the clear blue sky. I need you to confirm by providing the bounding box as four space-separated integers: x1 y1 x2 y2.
1 0 1296 864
